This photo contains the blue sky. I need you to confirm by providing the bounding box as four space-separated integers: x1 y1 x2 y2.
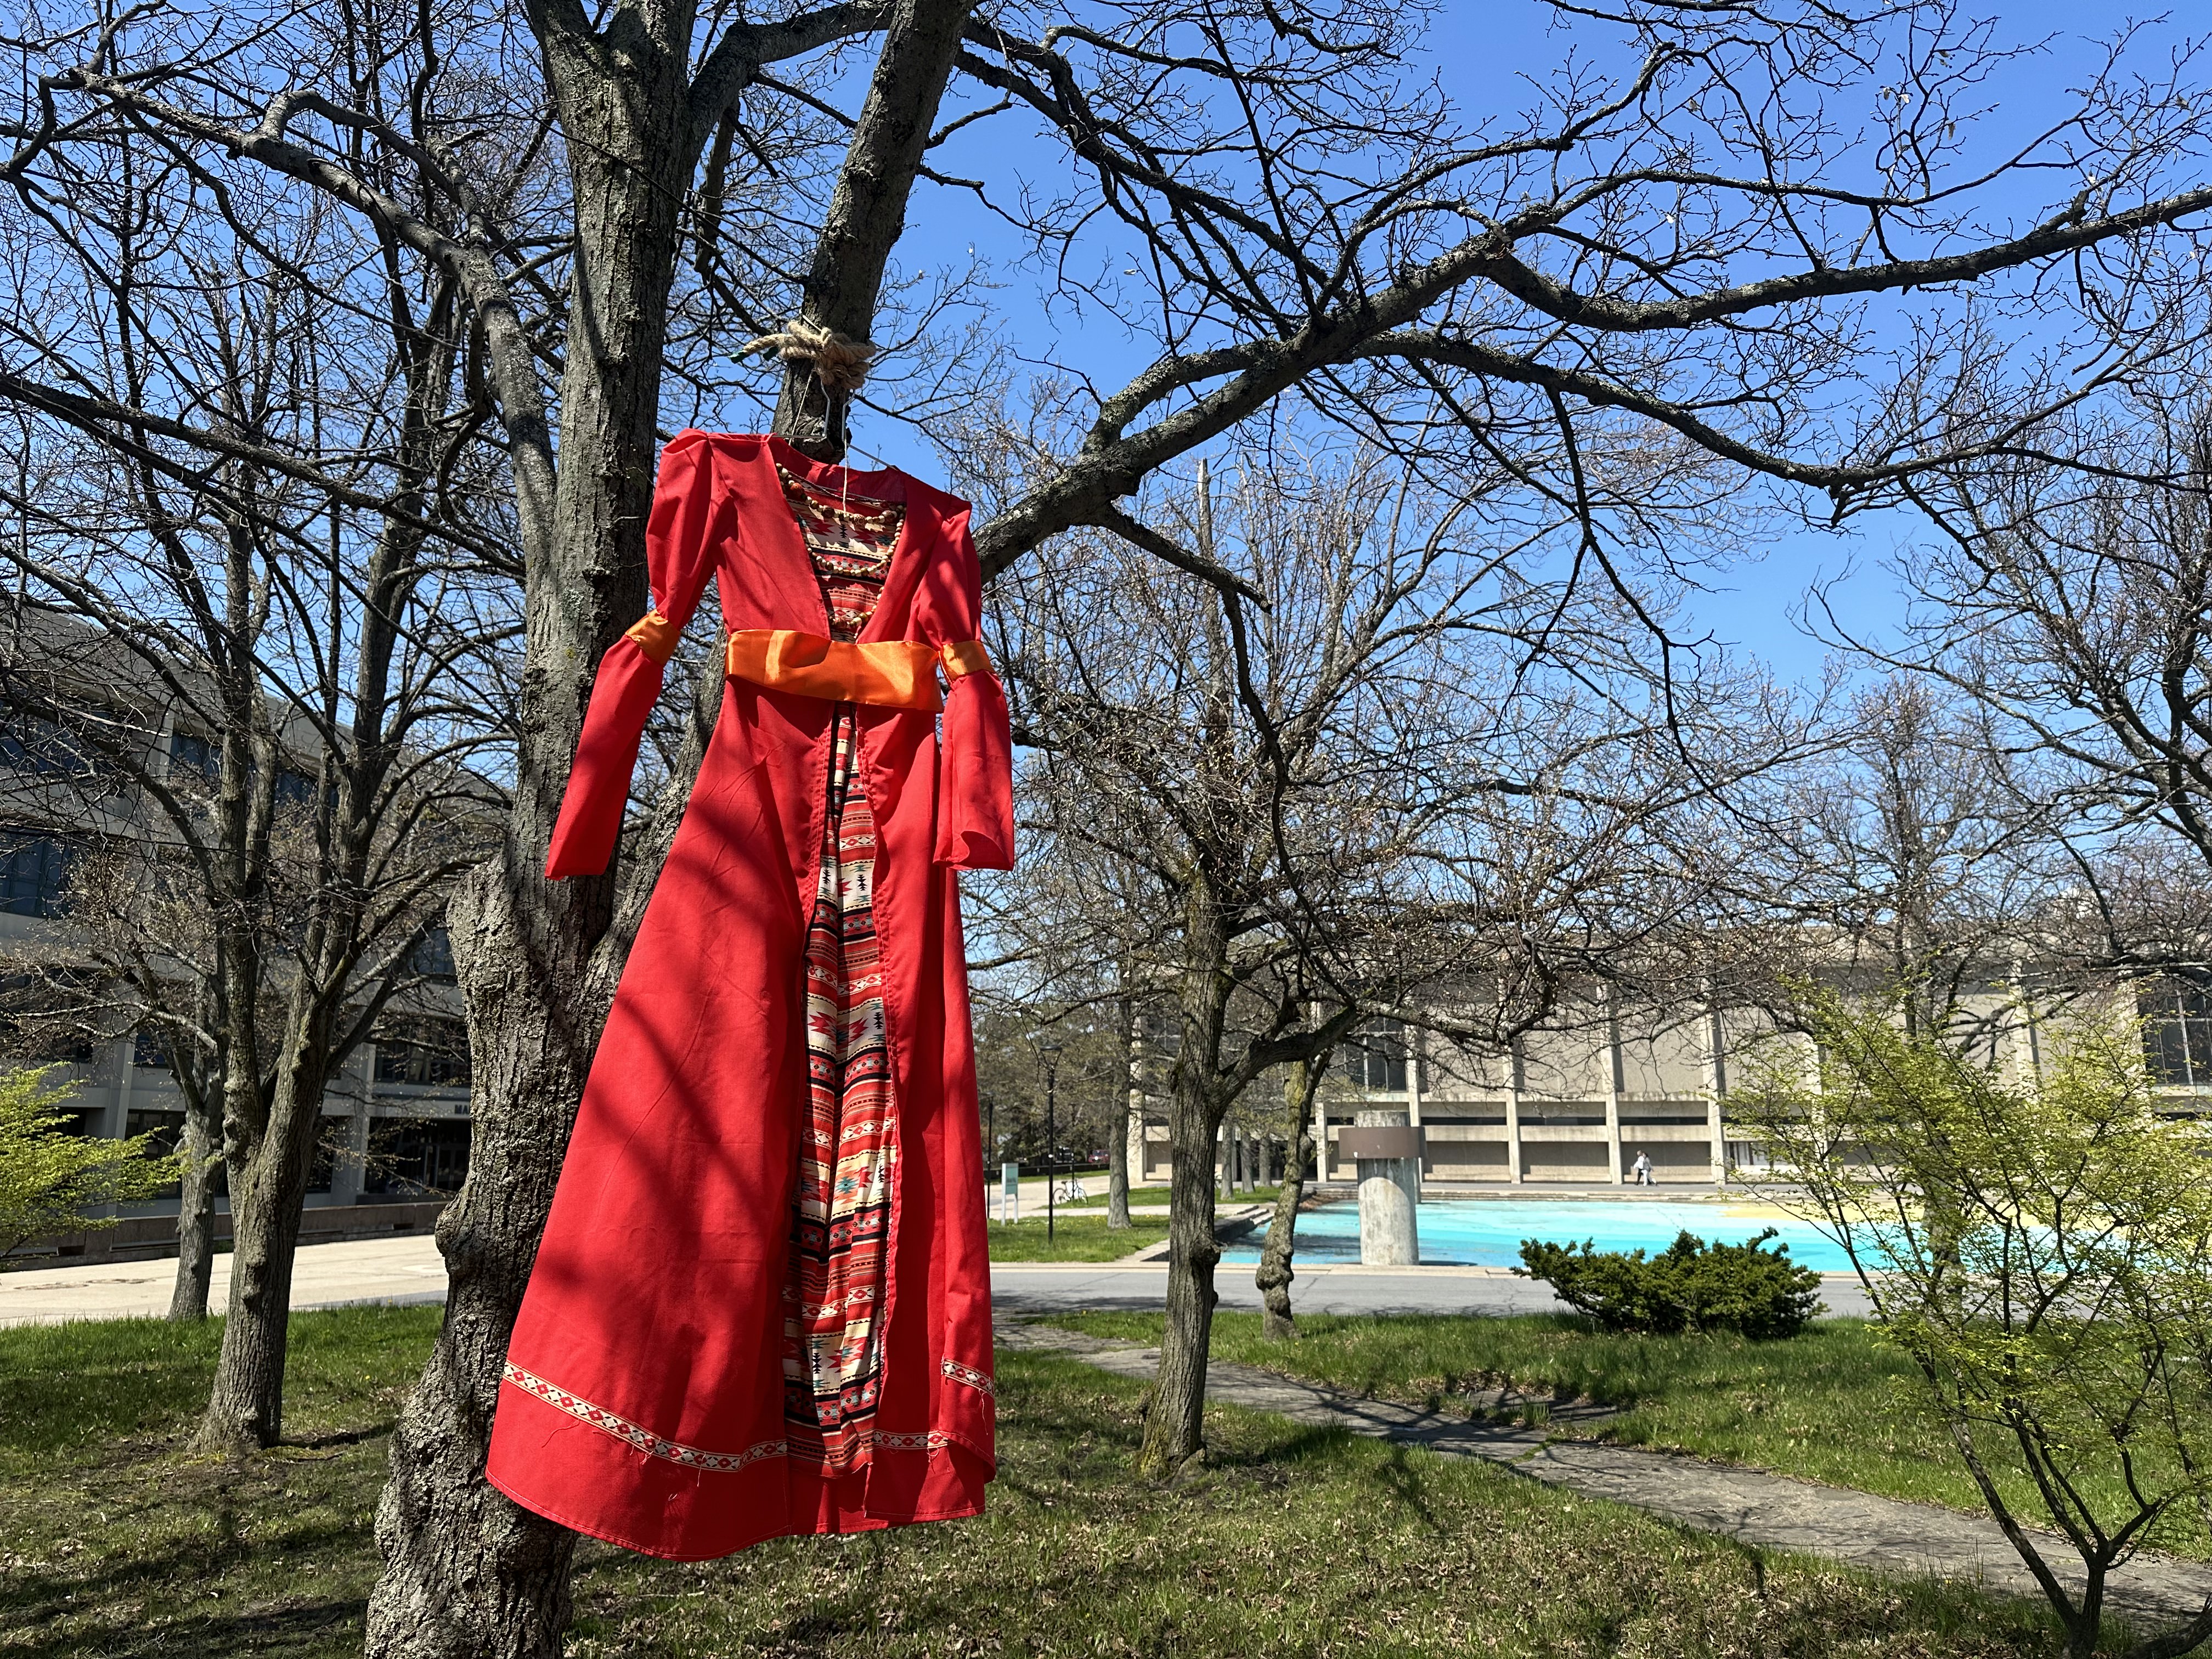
845 1 2197 690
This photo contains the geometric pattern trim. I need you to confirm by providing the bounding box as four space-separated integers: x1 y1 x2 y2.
940 1357 994 1397
503 1363 787 1474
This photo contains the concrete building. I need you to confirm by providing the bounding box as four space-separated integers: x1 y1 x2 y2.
1130 980 2212 1189
0 601 477 1253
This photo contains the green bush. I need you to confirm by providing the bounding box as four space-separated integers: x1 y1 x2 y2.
1515 1228 1824 1339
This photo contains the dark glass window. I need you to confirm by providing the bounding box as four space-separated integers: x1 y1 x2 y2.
132 1028 171 1070
411 927 455 981
0 713 99 779
2143 986 2212 1089
364 1118 471 1196
170 731 219 780
375 1018 471 1088
1344 1018 1408 1092
0 832 76 917
273 768 315 807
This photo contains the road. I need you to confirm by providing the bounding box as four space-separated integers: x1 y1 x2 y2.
0 1234 1875 1325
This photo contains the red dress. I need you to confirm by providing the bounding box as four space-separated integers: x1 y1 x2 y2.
484 431 1013 1561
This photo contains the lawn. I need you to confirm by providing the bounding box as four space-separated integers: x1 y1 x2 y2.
1039 1309 2212 1561
0 1306 2086 1657
1013 1186 1274 1212
985 1215 1166 1261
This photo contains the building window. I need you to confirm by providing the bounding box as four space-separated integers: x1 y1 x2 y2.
0 831 77 917
0 713 101 780
365 1118 471 1197
1344 1018 1408 1093
2143 985 2212 1090
170 730 219 781
375 1017 471 1088
411 927 456 981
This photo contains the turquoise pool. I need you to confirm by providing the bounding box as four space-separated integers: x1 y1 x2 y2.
1219 1197 1857 1273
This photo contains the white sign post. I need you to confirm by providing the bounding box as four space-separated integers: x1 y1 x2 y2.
1001 1161 1020 1225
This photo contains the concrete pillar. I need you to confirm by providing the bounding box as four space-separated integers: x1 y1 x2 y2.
1503 1039 1525 1186
1702 991 1728 1186
1406 1030 1425 1188
1351 1107 1419 1263
1603 990 1624 1186
109 1035 134 1139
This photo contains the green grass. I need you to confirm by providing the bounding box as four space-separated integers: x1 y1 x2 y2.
1040 1310 2212 1561
985 1215 1167 1261
0 1308 2092 1657
1015 1185 1272 1212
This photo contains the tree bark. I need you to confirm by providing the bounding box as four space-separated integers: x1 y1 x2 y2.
1256 1053 1325 1341
1107 990 1133 1229
167 1077 221 1321
193 988 341 1451
1138 1063 1223 1477
1136 874 1230 1477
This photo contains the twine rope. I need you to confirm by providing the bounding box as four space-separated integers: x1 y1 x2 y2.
740 319 876 394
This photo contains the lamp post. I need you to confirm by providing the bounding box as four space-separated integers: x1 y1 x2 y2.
1041 1039 1062 1244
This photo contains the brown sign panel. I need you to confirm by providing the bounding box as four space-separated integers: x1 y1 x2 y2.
1336 1126 1423 1160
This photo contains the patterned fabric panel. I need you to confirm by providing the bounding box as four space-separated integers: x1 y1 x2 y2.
777 464 902 643
779 462 905 1474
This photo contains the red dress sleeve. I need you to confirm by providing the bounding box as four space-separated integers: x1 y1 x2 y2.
929 511 1015 871
545 432 723 879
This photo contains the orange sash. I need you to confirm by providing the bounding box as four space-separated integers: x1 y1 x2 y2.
724 630 991 712
619 613 991 710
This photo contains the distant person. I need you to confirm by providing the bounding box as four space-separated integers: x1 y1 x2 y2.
1632 1149 1654 1186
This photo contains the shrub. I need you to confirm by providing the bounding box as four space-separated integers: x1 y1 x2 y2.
1515 1228 1824 1339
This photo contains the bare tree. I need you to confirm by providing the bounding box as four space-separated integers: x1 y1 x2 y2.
0 163 504 1442
1886 393 2212 980
9 0 2212 1646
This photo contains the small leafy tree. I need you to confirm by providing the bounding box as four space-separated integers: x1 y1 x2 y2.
1733 990 2212 1659
0 1067 182 1261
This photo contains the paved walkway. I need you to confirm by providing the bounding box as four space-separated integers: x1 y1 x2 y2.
1001 1323 2212 1632
0 1233 1878 1324
0 1235 452 1325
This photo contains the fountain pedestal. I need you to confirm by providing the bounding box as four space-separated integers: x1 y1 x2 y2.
1342 1109 1421 1265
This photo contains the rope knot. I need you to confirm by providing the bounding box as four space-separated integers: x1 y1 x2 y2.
739 319 875 394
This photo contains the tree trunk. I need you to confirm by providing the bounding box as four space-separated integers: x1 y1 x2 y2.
193 993 336 1452
1107 992 1133 1229
167 1081 221 1321
1137 1065 1222 1478
365 861 596 1659
1256 1057 1323 1341
365 53 691 1655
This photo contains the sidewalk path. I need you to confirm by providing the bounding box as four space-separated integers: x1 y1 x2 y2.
1001 1323 2212 1632
0 1232 1878 1325
0 1235 450 1325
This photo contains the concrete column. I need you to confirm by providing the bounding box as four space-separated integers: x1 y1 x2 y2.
1313 1088 1329 1185
1126 1041 1149 1188
1701 992 1728 1186
1406 1030 1425 1188
109 1035 134 1139
1351 1106 1419 1265
1503 1039 1525 1186
1603 990 1624 1186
